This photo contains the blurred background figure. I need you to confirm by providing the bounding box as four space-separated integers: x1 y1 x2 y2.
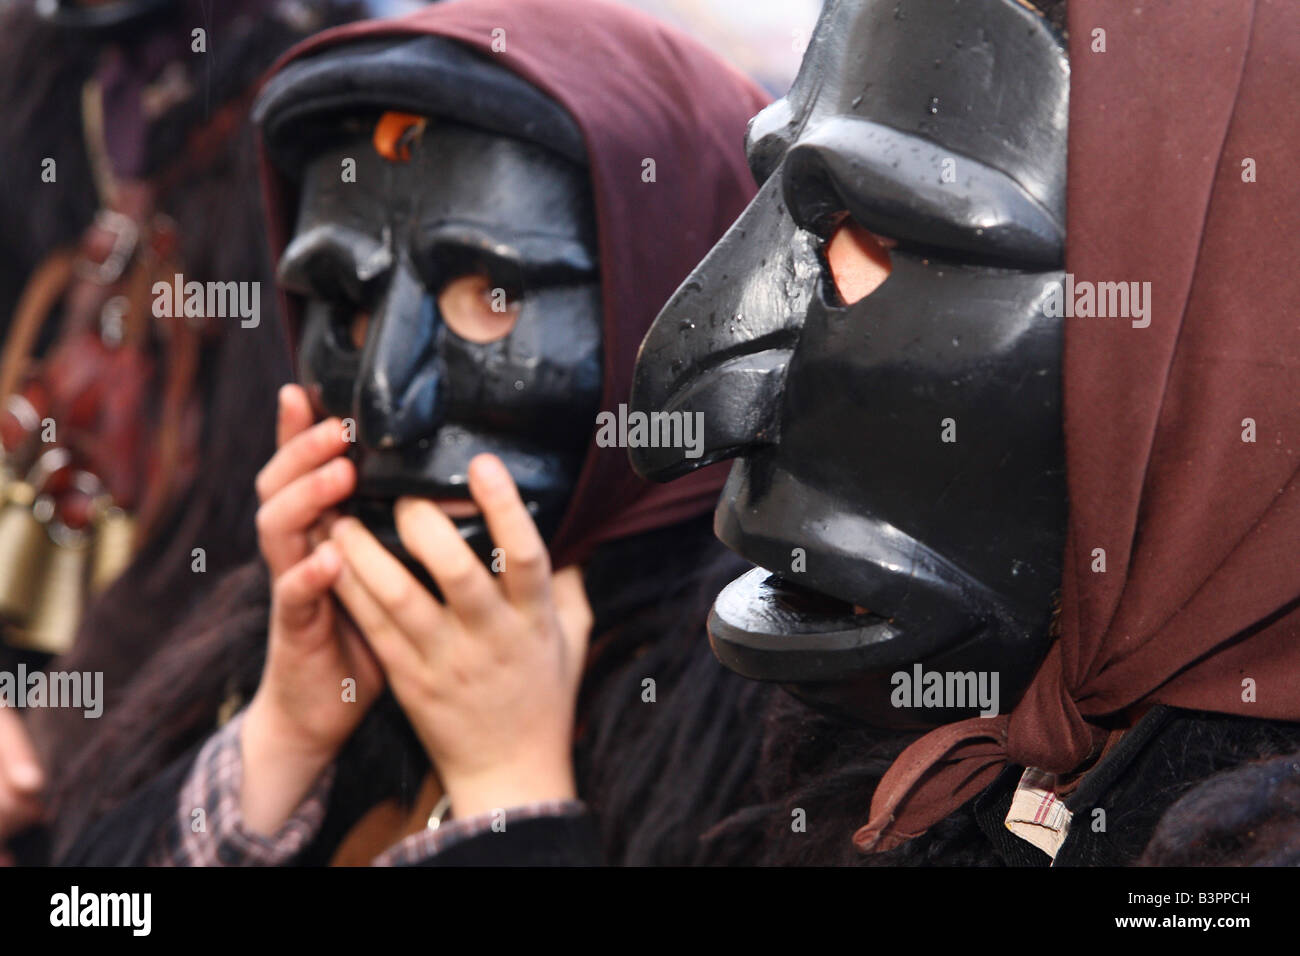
0 0 368 864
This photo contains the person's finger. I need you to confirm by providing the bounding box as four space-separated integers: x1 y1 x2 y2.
330 517 445 649
333 607 385 691
467 454 552 608
330 544 428 678
308 508 342 549
393 498 501 628
552 566 594 664
0 797 40 843
272 542 342 633
0 787 44 840
0 709 43 798
257 457 355 577
275 384 316 450
256 416 351 505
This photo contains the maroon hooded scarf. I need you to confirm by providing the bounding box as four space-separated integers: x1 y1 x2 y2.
858 0 1300 853
256 0 769 568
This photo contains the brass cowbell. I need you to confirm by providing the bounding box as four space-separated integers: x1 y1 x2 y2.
90 501 136 594
19 521 91 656
0 480 54 623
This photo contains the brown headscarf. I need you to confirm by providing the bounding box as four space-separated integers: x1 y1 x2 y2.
857 0 1300 852
256 0 769 569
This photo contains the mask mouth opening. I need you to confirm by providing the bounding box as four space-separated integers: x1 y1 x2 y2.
706 566 902 687
763 570 886 624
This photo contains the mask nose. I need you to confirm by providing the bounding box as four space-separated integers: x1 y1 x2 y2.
355 253 445 450
629 174 818 481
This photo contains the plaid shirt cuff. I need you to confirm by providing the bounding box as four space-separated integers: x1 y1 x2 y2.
1004 766 1074 861
373 799 588 866
150 710 335 866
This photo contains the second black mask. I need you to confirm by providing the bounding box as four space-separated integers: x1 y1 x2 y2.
279 119 602 567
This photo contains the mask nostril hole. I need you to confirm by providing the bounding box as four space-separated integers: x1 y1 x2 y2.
328 304 370 353
350 311 370 350
825 218 894 305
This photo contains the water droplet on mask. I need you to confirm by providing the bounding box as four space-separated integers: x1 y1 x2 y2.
928 96 940 115
851 95 863 108
670 359 683 374
514 380 525 391
679 319 696 331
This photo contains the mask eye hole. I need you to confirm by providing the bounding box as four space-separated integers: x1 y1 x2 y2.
438 273 522 343
825 218 894 306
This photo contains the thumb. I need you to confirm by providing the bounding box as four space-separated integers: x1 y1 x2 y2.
551 566 593 666
0 708 44 795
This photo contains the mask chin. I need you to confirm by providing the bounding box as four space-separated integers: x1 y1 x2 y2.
706 460 1051 728
339 429 584 592
708 566 1048 728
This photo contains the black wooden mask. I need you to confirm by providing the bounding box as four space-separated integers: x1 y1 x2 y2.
257 37 602 571
631 0 1069 726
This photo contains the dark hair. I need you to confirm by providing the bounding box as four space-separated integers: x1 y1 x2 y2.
0 7 97 325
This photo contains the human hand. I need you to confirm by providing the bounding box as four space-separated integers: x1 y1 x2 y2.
330 453 592 819
0 706 43 864
241 385 383 833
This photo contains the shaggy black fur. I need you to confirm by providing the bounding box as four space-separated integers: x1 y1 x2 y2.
1140 749 1300 866
708 692 1300 866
